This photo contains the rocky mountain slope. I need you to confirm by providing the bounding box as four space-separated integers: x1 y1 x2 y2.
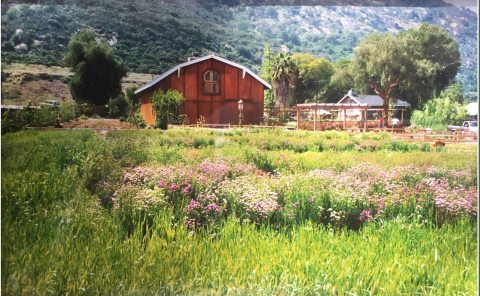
1 0 477 93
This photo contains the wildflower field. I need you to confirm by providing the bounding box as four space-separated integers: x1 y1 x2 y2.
2 128 478 294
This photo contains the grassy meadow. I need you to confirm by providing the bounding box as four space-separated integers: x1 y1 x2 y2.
1 128 478 294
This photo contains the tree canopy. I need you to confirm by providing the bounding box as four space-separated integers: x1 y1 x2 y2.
64 28 127 106
271 53 299 108
397 24 461 108
411 83 467 130
291 53 334 104
260 43 275 107
350 24 460 120
351 32 415 118
261 45 299 108
319 58 353 103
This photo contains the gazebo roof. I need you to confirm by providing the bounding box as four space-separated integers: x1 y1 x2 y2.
338 90 411 107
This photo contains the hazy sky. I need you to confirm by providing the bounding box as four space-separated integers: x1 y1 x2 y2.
444 0 478 14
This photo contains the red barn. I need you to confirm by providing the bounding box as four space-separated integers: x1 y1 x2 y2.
134 54 271 126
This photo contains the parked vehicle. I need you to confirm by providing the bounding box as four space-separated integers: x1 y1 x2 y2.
447 121 478 134
40 100 60 108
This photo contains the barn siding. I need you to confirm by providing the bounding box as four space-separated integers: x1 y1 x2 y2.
139 89 155 125
238 69 251 100
170 69 184 93
224 64 238 99
184 66 197 100
139 57 265 126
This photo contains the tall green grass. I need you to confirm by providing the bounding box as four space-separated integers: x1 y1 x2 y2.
2 129 477 294
3 214 477 294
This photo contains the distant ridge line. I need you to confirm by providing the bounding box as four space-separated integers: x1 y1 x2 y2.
2 0 452 7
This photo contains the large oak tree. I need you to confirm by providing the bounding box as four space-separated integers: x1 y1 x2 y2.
351 32 415 121
351 24 460 123
398 24 461 108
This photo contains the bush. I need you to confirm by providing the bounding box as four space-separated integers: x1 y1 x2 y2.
1 104 65 134
192 137 208 148
58 101 79 122
127 111 146 128
108 92 129 118
411 92 468 130
245 150 277 174
151 89 184 130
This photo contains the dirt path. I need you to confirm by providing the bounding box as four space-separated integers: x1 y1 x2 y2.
62 118 137 129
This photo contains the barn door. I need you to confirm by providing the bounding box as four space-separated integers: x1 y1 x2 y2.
220 101 239 125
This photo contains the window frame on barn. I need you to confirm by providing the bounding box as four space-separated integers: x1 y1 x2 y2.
202 70 220 95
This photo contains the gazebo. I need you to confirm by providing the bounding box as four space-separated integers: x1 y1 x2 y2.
294 90 410 131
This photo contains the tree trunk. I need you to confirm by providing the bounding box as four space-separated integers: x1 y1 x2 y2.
377 93 390 128
273 77 289 108
371 78 400 128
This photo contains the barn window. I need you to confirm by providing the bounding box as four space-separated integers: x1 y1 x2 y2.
203 70 219 95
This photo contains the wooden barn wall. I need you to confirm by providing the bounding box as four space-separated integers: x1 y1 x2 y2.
139 58 265 126
139 89 155 125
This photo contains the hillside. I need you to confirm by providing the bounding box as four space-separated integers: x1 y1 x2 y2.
1 0 477 96
1 63 152 106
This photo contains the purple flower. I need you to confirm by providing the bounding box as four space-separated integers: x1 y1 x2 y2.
170 184 179 192
359 209 374 222
156 180 167 188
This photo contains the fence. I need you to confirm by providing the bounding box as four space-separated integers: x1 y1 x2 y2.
393 131 477 143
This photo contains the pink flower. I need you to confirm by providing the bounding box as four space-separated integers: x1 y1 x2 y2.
170 184 179 192
359 209 374 222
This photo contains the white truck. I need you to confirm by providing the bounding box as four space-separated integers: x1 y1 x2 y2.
447 121 478 134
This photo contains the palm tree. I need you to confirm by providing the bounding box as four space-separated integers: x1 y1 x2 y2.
271 53 298 109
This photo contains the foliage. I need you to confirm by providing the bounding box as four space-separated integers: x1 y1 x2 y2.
108 87 145 128
291 53 334 104
260 43 275 107
411 86 468 130
1 2 476 94
351 32 415 117
271 52 299 108
398 24 462 107
321 58 355 102
108 92 128 118
351 24 461 116
1 129 477 294
58 100 78 121
1 101 78 134
151 89 184 130
260 43 274 82
125 87 146 128
64 28 127 105
434 81 465 104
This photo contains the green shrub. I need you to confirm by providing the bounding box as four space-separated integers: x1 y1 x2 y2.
151 89 184 130
108 92 129 118
58 101 78 122
245 150 277 174
192 137 208 148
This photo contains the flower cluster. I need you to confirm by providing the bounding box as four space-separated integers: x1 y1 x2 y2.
216 176 280 224
123 166 160 186
114 162 477 231
184 193 224 229
419 177 477 222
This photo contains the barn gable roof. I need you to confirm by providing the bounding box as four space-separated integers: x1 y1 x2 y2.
134 54 272 95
